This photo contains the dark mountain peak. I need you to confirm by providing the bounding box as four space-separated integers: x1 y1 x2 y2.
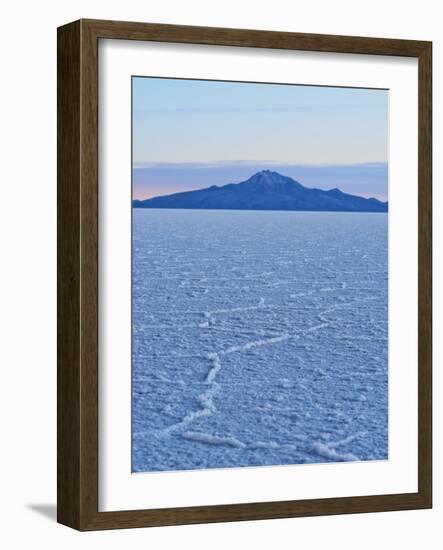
245 170 303 188
134 170 388 213
255 169 279 178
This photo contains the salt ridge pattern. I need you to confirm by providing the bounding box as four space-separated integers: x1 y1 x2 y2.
132 209 388 472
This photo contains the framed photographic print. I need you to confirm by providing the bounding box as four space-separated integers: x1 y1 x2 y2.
57 19 432 530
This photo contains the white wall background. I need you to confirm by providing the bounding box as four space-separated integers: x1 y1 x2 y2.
0 0 440 547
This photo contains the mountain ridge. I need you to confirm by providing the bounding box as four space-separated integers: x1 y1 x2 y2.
133 170 388 213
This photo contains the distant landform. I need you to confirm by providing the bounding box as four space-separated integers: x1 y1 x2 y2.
133 170 388 212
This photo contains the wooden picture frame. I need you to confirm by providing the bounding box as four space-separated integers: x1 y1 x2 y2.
57 18 432 530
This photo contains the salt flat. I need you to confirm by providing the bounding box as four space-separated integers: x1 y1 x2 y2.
132 209 388 472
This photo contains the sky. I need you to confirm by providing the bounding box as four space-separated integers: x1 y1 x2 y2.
133 77 389 200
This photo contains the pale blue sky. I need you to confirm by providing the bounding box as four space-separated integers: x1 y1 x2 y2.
132 77 388 199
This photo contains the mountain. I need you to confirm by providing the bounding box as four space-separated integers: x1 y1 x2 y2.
133 170 388 213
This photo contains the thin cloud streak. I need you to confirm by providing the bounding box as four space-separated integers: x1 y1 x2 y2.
134 104 374 116
133 77 388 166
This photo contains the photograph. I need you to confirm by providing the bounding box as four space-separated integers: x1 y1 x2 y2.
131 76 389 473
54 14 433 533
